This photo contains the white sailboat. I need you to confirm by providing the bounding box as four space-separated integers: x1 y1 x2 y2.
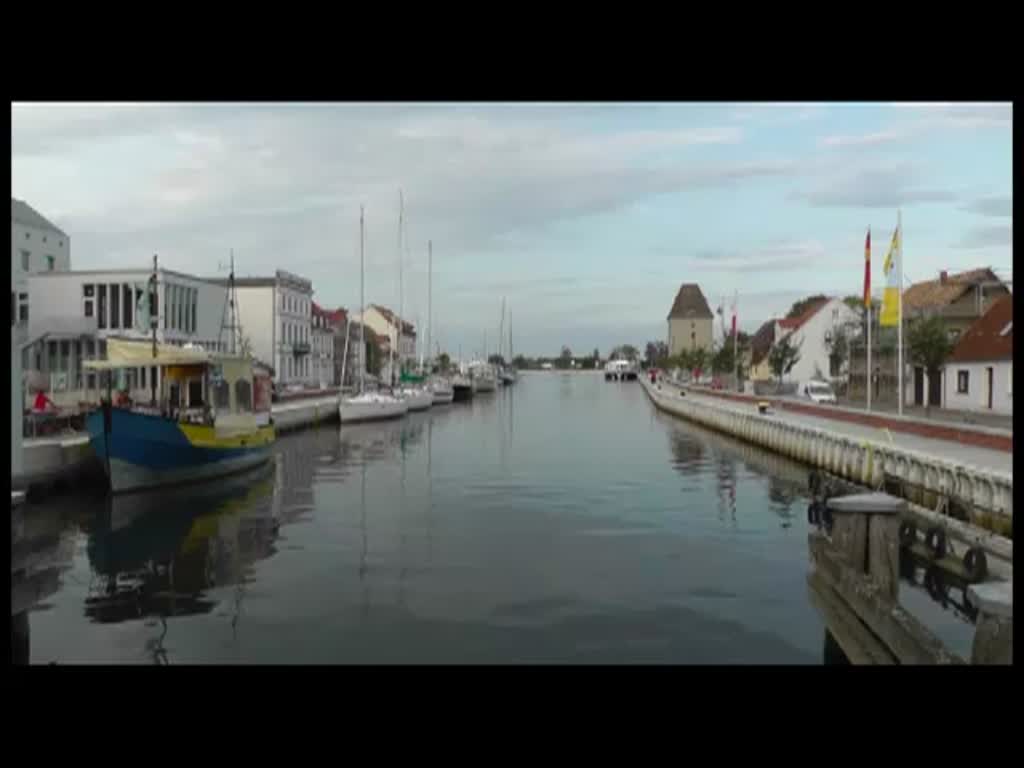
339 206 408 424
393 190 433 412
425 239 455 405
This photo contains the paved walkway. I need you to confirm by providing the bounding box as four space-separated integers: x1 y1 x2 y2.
835 396 1012 431
680 389 1012 475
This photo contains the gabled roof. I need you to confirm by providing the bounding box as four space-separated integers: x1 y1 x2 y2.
778 297 830 332
903 268 1003 312
750 319 777 366
947 294 1013 363
323 307 348 327
12 198 67 237
369 304 416 335
667 284 714 320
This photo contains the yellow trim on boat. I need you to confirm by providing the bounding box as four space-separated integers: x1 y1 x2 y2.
178 423 276 449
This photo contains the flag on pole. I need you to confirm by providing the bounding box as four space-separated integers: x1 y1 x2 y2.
730 295 737 337
863 229 872 307
880 226 901 327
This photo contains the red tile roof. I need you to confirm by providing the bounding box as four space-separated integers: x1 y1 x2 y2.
947 294 1013 363
778 297 830 332
369 304 416 336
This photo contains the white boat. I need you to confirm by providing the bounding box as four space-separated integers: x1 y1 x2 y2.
338 206 410 425
339 391 408 423
430 378 455 404
397 386 433 411
469 361 497 393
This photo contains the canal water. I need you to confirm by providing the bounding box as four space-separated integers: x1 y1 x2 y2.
10 372 976 664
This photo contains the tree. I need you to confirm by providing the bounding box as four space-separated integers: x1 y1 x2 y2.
768 335 802 384
365 341 383 377
908 315 952 413
488 354 506 366
555 345 572 370
645 340 669 368
690 346 709 378
512 355 527 370
592 347 600 362
824 326 849 377
438 352 451 373
712 338 748 380
621 344 639 360
786 294 829 319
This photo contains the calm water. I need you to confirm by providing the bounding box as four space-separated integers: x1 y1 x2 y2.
11 372 974 664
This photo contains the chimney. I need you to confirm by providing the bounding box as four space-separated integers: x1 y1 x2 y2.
940 270 948 285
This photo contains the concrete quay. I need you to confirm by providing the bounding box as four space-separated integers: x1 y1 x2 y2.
642 377 1012 575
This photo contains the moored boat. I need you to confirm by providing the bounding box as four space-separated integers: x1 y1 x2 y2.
452 373 475 401
339 391 409 423
84 339 275 495
430 379 455 404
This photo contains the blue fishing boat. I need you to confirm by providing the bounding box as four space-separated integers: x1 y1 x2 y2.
85 338 275 494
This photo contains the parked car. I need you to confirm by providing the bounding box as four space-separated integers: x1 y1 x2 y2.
801 380 837 405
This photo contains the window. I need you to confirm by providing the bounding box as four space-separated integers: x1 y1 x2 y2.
123 285 133 329
191 289 197 334
178 286 184 331
46 255 55 271
957 370 969 394
235 379 252 411
214 379 231 409
141 367 147 389
110 283 120 329
83 284 95 298
20 250 30 271
60 341 70 371
18 294 28 324
98 285 107 329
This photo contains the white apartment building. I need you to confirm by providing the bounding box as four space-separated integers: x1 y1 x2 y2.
775 297 861 384
310 302 335 389
12 199 72 330
25 267 228 402
215 270 314 387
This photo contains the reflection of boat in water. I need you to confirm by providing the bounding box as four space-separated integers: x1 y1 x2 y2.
84 463 277 626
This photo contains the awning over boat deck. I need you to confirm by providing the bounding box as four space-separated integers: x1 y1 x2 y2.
83 338 212 371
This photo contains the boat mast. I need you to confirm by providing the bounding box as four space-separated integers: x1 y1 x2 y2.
150 253 158 405
395 189 403 387
427 240 432 375
499 297 505 365
360 205 365 395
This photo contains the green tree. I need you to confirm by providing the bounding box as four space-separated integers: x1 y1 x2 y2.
691 346 709 377
512 354 527 369
488 353 506 366
555 345 572 369
645 340 669 368
768 335 802 384
908 315 953 413
825 326 849 377
592 347 600 362
438 352 451 373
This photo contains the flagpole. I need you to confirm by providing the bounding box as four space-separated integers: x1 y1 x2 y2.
866 227 872 413
732 289 739 392
897 209 904 416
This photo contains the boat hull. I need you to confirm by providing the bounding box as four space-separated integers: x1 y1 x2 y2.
474 378 496 393
400 389 434 412
338 396 409 423
86 408 275 495
431 388 455 405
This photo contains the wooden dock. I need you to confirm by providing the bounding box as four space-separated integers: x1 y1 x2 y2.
809 491 1012 665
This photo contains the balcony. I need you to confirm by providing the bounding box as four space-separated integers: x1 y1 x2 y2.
292 342 310 356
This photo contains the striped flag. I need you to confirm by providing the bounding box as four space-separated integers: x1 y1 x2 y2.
863 229 872 307
880 226 900 327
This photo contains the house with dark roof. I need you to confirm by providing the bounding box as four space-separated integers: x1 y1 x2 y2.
942 294 1012 415
666 283 714 356
903 267 1009 343
749 319 779 382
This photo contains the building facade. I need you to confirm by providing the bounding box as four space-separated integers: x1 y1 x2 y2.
943 295 1012 415
215 270 314 387
666 284 714 357
774 297 861 385
310 302 335 389
12 198 72 334
355 304 416 377
25 267 227 404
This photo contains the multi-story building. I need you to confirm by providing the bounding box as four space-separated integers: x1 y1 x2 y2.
355 304 416 368
666 284 714 357
12 198 72 334
902 267 1010 408
773 296 861 385
210 270 313 387
310 302 335 389
25 266 227 404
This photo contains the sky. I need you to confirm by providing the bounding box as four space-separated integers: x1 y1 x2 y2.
11 101 1013 357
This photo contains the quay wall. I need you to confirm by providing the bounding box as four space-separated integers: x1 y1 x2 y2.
642 378 1013 572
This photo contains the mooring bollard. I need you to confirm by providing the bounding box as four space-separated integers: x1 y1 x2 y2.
826 492 906 601
967 582 1013 665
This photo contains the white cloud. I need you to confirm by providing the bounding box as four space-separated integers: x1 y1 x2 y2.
962 195 1013 217
818 128 911 148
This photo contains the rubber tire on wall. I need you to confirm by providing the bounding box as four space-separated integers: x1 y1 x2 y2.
962 547 988 582
924 526 947 560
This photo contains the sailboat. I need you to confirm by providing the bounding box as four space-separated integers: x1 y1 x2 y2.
339 206 409 424
498 299 516 386
84 254 275 494
392 190 433 412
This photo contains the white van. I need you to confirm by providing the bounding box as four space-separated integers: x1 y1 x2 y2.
801 380 837 405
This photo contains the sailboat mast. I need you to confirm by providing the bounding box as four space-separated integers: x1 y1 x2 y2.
395 190 403 386
427 240 432 373
499 297 505 363
359 205 365 394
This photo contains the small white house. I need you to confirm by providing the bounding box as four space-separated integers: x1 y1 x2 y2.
775 297 861 384
943 295 1012 416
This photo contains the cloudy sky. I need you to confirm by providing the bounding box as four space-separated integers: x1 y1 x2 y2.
11 101 1013 357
